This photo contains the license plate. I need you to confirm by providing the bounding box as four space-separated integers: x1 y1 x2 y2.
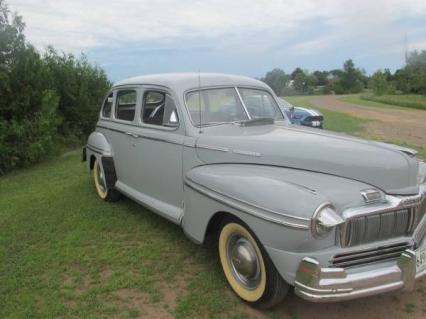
416 246 426 273
312 121 319 127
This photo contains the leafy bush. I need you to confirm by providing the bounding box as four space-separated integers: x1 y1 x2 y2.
0 0 110 174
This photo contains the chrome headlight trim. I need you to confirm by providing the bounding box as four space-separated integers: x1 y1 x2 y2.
311 202 344 239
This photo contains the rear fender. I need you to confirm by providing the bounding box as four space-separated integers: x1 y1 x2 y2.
85 132 117 188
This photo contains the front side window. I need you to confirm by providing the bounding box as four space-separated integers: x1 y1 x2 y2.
185 88 248 126
238 88 284 120
116 90 136 121
142 91 179 127
102 93 113 118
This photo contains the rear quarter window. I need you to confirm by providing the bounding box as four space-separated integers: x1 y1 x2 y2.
102 93 113 118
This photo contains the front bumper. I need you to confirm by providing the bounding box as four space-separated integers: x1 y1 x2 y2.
294 246 426 302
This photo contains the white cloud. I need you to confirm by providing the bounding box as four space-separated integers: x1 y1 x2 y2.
6 0 426 55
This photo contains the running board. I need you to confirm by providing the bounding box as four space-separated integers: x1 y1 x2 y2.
115 181 183 225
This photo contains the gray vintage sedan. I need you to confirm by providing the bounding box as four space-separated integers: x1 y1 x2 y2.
83 73 426 308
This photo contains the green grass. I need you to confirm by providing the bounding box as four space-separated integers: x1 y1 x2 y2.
338 94 426 110
362 94 426 110
338 95 402 109
0 151 244 319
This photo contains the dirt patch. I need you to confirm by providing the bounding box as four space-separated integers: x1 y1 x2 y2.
113 288 172 318
230 278 426 319
309 95 426 146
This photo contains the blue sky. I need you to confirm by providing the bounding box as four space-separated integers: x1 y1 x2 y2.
8 0 426 81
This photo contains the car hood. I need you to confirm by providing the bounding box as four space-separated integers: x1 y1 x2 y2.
195 123 419 194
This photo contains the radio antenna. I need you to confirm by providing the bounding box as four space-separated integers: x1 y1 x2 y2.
198 70 202 134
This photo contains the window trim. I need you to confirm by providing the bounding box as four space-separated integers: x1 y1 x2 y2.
114 88 138 123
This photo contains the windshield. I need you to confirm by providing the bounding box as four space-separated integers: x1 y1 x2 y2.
239 88 284 120
186 88 249 126
185 87 284 126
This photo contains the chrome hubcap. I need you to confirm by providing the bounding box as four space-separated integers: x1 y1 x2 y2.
227 234 261 289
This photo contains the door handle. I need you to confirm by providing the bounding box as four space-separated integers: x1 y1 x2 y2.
125 132 139 138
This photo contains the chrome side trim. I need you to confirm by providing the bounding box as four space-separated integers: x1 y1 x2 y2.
196 144 229 152
96 125 183 146
142 135 182 146
86 144 104 155
184 178 310 230
232 149 262 157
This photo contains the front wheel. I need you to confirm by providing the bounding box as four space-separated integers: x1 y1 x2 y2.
93 158 121 202
218 219 289 309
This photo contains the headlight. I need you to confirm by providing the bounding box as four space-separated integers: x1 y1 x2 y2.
311 203 344 239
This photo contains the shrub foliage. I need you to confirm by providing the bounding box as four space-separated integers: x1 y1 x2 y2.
0 0 110 173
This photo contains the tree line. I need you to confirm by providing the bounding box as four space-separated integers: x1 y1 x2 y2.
0 0 110 174
261 52 426 96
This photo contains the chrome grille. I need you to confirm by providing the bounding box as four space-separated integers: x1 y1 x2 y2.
414 198 426 246
341 208 414 247
340 194 426 247
331 242 412 268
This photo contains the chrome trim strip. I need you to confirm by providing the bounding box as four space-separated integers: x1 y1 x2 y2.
196 144 229 152
232 149 261 157
185 176 310 226
86 144 103 155
183 142 195 148
97 125 183 146
185 180 309 230
141 135 182 146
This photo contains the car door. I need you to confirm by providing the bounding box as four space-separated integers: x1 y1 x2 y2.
123 86 185 223
100 87 141 189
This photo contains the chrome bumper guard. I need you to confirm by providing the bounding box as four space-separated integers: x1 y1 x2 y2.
295 248 426 302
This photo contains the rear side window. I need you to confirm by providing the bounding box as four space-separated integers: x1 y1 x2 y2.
102 93 113 118
142 91 179 127
116 90 136 121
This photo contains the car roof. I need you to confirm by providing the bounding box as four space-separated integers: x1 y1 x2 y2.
113 73 270 93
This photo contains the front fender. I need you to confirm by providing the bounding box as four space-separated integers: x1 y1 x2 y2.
183 164 378 248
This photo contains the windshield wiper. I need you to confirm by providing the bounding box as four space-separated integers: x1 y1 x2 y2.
199 121 238 127
238 117 275 127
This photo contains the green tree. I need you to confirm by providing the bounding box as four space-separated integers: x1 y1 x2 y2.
370 70 395 95
333 59 365 94
260 68 289 95
292 69 317 95
395 50 426 94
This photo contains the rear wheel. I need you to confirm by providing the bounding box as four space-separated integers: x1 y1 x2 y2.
218 219 289 308
93 158 121 202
